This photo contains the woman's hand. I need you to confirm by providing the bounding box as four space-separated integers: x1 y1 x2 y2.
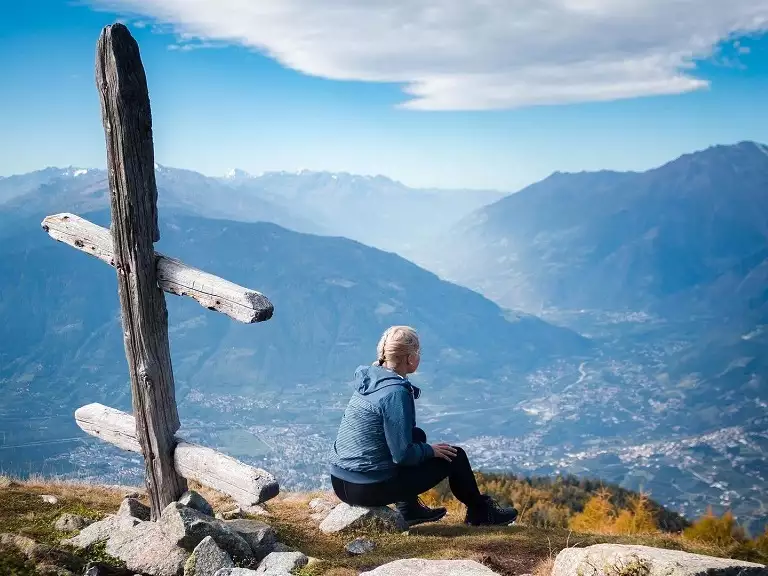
431 443 458 462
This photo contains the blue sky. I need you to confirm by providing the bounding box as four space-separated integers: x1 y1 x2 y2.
2 0 768 191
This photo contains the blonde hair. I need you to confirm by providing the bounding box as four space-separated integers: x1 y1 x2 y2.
374 326 420 367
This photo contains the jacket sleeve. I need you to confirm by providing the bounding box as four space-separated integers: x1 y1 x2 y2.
380 388 434 466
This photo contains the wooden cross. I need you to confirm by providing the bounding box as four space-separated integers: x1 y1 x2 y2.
40 23 276 520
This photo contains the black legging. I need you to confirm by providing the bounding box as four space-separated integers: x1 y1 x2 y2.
331 428 484 508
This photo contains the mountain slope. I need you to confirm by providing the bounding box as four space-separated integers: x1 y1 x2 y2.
423 141 768 318
0 210 587 481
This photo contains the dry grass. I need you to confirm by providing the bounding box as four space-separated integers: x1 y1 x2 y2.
0 477 761 576
531 557 555 576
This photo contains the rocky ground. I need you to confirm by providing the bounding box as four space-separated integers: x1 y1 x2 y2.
0 476 764 576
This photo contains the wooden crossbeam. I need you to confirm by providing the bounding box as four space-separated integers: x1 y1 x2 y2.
42 213 274 324
76 403 279 506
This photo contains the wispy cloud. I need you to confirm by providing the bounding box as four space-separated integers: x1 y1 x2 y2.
86 0 768 110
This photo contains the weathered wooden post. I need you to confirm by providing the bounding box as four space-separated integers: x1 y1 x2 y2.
95 23 187 518
40 23 278 521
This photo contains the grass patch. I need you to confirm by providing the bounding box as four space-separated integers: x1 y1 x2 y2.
0 477 763 576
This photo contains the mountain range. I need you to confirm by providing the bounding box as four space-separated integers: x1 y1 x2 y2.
1 142 766 534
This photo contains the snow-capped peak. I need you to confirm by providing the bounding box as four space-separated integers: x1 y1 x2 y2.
225 168 253 180
73 169 88 177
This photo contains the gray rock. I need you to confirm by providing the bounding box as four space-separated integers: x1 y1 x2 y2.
105 520 189 576
319 503 408 534
184 536 234 576
54 513 92 532
360 559 500 575
255 551 308 574
123 491 140 499
117 498 151 521
345 537 375 555
179 491 215 518
224 519 276 560
241 504 271 517
552 544 768 576
220 507 244 520
41 494 59 504
160 502 254 564
213 569 261 576
308 498 334 514
83 563 140 576
272 542 294 553
62 515 140 549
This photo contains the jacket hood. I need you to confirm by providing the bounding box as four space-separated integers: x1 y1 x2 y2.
353 365 420 397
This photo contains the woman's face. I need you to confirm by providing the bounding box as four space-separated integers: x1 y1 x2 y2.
407 349 421 374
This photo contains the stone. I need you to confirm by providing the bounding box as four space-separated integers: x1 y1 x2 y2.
63 515 141 549
123 491 140 499
308 498 334 514
160 502 254 564
220 507 244 520
105 520 190 576
184 536 234 576
360 559 500 575
117 497 151 521
552 544 768 576
272 542 294 552
0 533 84 572
255 551 308 574
224 519 276 560
319 503 408 534
54 513 92 532
213 569 261 576
41 494 59 504
241 504 271 517
345 537 375 555
180 490 215 518
83 563 141 576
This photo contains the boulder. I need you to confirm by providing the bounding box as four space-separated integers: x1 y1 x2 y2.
219 507 245 521
552 544 768 576
213 570 261 576
345 537 375 555
255 551 308 574
41 494 59 504
224 519 276 560
320 503 408 534
241 504 271 517
160 502 254 564
360 559 500 575
180 491 215 518
117 498 151 521
54 513 92 532
308 498 334 514
105 520 190 576
184 536 234 576
63 515 141 549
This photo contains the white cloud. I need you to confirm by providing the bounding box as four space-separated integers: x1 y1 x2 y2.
87 0 768 110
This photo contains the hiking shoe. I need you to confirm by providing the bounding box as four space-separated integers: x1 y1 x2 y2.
396 498 447 527
464 495 518 526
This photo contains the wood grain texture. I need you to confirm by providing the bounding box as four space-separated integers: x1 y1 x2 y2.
41 213 274 323
75 403 280 505
96 22 187 519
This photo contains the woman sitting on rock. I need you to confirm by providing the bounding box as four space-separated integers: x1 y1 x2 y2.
329 325 518 527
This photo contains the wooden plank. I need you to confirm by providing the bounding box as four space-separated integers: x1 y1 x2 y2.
42 213 274 323
96 22 187 519
75 403 280 505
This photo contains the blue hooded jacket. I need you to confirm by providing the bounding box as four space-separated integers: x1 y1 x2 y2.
329 365 434 483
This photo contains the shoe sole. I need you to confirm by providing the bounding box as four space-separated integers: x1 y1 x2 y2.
405 509 448 527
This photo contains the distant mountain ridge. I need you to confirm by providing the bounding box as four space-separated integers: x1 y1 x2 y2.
422 141 768 321
0 165 504 255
